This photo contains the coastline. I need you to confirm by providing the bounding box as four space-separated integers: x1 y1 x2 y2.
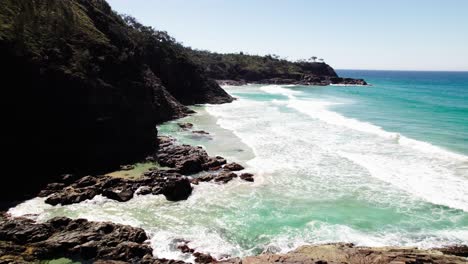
5 91 468 263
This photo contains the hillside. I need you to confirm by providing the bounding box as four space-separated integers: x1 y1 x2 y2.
0 0 232 203
189 50 367 85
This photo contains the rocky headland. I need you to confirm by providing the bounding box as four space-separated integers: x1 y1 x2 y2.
189 51 367 86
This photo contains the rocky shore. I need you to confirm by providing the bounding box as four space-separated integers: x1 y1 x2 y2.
217 75 367 87
1 214 466 264
231 243 468 264
0 214 177 263
32 136 254 206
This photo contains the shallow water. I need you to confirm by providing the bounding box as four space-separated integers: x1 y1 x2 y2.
10 71 468 262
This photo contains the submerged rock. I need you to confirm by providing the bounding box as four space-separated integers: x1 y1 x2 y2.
223 162 245 171
239 173 254 182
178 123 194 130
214 172 238 183
192 130 210 135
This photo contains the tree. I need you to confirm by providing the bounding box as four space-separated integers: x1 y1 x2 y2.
309 56 317 62
319 58 324 63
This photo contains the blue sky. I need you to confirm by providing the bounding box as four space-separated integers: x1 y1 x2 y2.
106 0 468 71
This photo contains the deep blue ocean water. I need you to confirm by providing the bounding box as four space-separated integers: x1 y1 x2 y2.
333 70 468 154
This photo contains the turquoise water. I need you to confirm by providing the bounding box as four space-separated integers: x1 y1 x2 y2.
9 71 468 262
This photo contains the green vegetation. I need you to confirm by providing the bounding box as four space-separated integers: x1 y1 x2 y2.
188 50 338 81
0 0 231 202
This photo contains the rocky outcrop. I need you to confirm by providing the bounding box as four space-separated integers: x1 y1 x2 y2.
223 163 245 171
157 136 228 174
235 243 468 264
0 215 153 263
0 0 232 204
38 172 192 206
190 50 366 86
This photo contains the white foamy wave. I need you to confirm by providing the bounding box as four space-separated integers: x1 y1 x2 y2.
265 221 468 253
260 85 302 99
259 85 467 161
289 99 467 160
339 152 468 212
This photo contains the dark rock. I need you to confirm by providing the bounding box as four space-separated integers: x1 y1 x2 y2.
223 163 245 171
198 175 215 182
193 252 216 263
0 215 152 263
214 172 238 183
192 130 210 135
136 186 153 195
178 123 194 130
190 178 200 185
435 245 468 257
74 176 98 188
202 157 227 170
177 244 195 254
102 187 135 202
45 188 98 206
42 170 194 205
239 173 254 182
162 178 193 201
157 137 226 175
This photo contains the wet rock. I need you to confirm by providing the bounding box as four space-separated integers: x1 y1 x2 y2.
434 245 468 257
177 244 195 254
193 252 216 263
45 187 98 206
178 123 194 130
102 187 134 202
190 178 200 185
0 215 152 263
241 243 468 264
42 170 194 205
74 176 98 188
239 173 254 182
157 136 226 174
162 178 193 201
192 130 210 135
223 162 244 171
202 156 227 170
214 172 238 183
198 174 215 182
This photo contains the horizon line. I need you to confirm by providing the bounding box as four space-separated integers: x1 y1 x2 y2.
336 68 468 73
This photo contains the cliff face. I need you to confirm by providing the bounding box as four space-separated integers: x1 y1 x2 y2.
0 0 232 202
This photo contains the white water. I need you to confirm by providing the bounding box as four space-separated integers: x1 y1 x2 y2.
9 84 468 262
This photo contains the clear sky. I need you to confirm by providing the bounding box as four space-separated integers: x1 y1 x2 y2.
106 0 468 71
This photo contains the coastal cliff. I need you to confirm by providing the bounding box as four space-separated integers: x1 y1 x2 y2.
0 0 232 203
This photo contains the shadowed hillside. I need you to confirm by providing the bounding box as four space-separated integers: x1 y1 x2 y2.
0 0 232 203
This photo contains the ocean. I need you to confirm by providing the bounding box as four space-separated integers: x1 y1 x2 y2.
9 70 468 262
